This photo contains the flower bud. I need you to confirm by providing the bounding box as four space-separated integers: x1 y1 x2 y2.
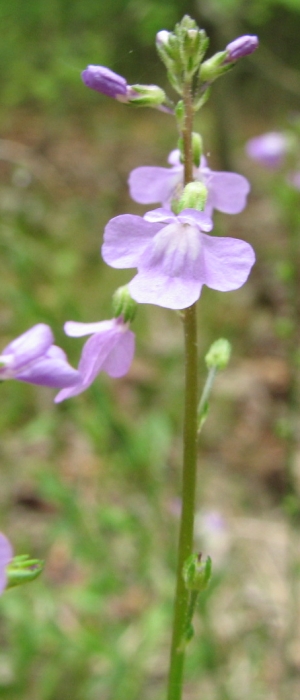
128 84 166 108
205 338 231 371
177 181 208 213
81 65 128 100
199 51 229 83
156 16 209 92
191 132 203 167
175 101 185 130
6 555 44 589
224 35 259 63
183 553 212 591
156 30 171 48
112 286 137 323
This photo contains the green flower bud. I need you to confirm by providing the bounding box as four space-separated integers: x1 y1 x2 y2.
129 84 166 107
174 101 184 132
193 86 211 112
112 286 137 323
191 132 203 167
6 555 44 589
183 553 212 591
177 181 208 212
205 338 231 371
156 16 210 94
177 133 203 167
199 51 231 83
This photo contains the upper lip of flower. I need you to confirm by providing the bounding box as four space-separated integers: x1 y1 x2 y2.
128 150 250 216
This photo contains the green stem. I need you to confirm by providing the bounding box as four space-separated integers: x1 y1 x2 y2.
167 81 199 700
197 366 217 434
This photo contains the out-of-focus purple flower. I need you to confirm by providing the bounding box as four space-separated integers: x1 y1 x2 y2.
0 533 13 594
55 317 135 403
0 324 79 388
287 170 300 190
81 65 132 102
129 150 250 218
246 132 288 168
102 208 255 310
224 35 259 62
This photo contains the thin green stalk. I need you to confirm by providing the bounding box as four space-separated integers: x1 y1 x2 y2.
197 366 217 434
167 81 199 700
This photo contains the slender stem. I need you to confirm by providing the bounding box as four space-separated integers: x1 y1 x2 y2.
167 81 199 700
197 366 217 433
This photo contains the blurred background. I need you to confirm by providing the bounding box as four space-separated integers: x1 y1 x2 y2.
1 0 300 698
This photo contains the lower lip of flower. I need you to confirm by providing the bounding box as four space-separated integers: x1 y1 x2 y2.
146 223 202 275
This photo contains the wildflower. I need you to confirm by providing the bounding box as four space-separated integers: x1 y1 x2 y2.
0 324 79 388
102 208 255 310
81 65 166 108
224 35 259 62
55 317 135 403
0 533 13 594
246 131 289 168
128 150 250 218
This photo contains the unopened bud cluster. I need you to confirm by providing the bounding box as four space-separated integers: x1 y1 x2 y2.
81 17 258 116
156 16 209 92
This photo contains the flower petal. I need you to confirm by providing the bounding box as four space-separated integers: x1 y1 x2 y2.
201 234 255 291
0 533 13 566
2 324 53 371
102 329 135 377
144 208 177 224
64 320 115 337
0 533 13 595
205 172 250 215
55 324 134 402
129 270 202 309
129 166 181 205
102 215 161 268
178 209 213 231
168 149 181 166
16 346 79 388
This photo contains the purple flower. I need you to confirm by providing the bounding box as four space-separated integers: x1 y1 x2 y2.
246 132 288 169
224 35 259 62
55 317 135 403
81 65 134 102
0 324 79 388
0 533 13 594
102 208 255 310
128 150 250 218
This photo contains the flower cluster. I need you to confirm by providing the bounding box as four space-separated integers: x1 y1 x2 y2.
1 26 258 405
